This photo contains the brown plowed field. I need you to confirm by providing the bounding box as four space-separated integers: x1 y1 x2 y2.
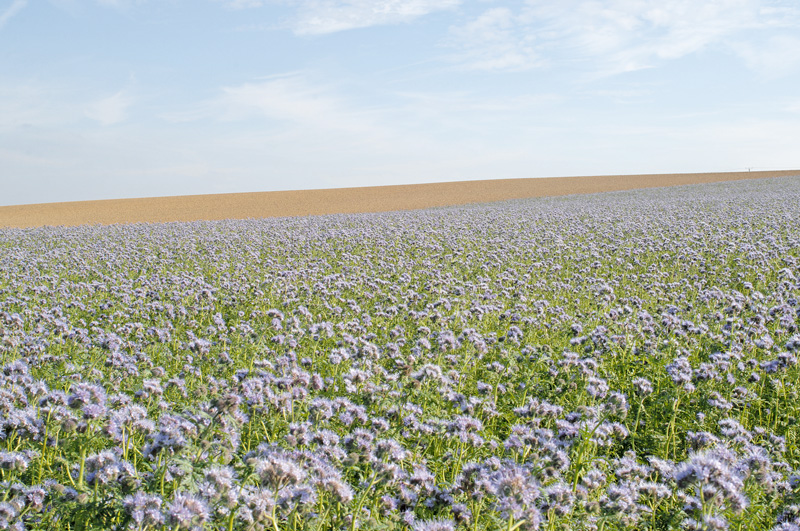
1 170 798 228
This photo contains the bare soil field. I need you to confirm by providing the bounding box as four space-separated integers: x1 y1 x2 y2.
1 169 798 228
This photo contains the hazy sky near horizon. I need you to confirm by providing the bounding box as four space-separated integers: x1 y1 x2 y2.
2 0 800 206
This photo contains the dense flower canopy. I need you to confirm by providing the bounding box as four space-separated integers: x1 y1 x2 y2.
1 177 800 530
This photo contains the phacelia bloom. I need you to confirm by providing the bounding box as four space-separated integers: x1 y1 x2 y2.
123 491 164 529
167 493 210 530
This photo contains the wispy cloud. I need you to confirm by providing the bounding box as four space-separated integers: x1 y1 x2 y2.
161 73 387 141
214 0 264 9
393 90 562 122
0 83 85 129
448 0 800 75
732 35 800 78
786 100 800 114
85 91 134 125
446 7 542 71
166 72 564 141
293 0 461 35
0 0 28 29
94 0 140 7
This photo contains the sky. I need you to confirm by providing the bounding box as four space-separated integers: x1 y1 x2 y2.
2 0 800 206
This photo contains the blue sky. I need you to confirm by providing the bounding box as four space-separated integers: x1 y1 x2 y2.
2 0 800 206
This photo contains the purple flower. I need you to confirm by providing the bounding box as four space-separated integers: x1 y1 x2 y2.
167 493 209 530
412 518 456 531
632 377 653 396
585 377 609 399
674 446 747 515
123 491 164 528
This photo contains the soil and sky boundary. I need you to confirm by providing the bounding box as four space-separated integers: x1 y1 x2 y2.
2 169 798 228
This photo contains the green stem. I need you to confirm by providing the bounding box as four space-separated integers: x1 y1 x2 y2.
452 441 465 483
663 396 682 460
159 455 167 497
350 474 380 531
507 515 527 531
631 397 645 452
271 488 283 531
471 501 482 531
314 506 331 531
571 414 608 492
38 421 50 484
122 426 129 462
78 447 87 489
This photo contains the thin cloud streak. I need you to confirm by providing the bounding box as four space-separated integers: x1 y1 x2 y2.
85 91 135 126
448 0 800 76
293 0 461 35
162 73 390 141
0 0 27 29
215 0 265 8
446 7 543 71
732 35 800 78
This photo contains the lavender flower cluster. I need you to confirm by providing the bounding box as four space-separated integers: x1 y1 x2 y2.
1 177 800 530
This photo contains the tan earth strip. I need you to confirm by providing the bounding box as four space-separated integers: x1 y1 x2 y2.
1 169 798 228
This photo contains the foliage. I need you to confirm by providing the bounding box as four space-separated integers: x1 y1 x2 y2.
1 177 800 530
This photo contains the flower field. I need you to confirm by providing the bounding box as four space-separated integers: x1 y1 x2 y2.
2 176 800 530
